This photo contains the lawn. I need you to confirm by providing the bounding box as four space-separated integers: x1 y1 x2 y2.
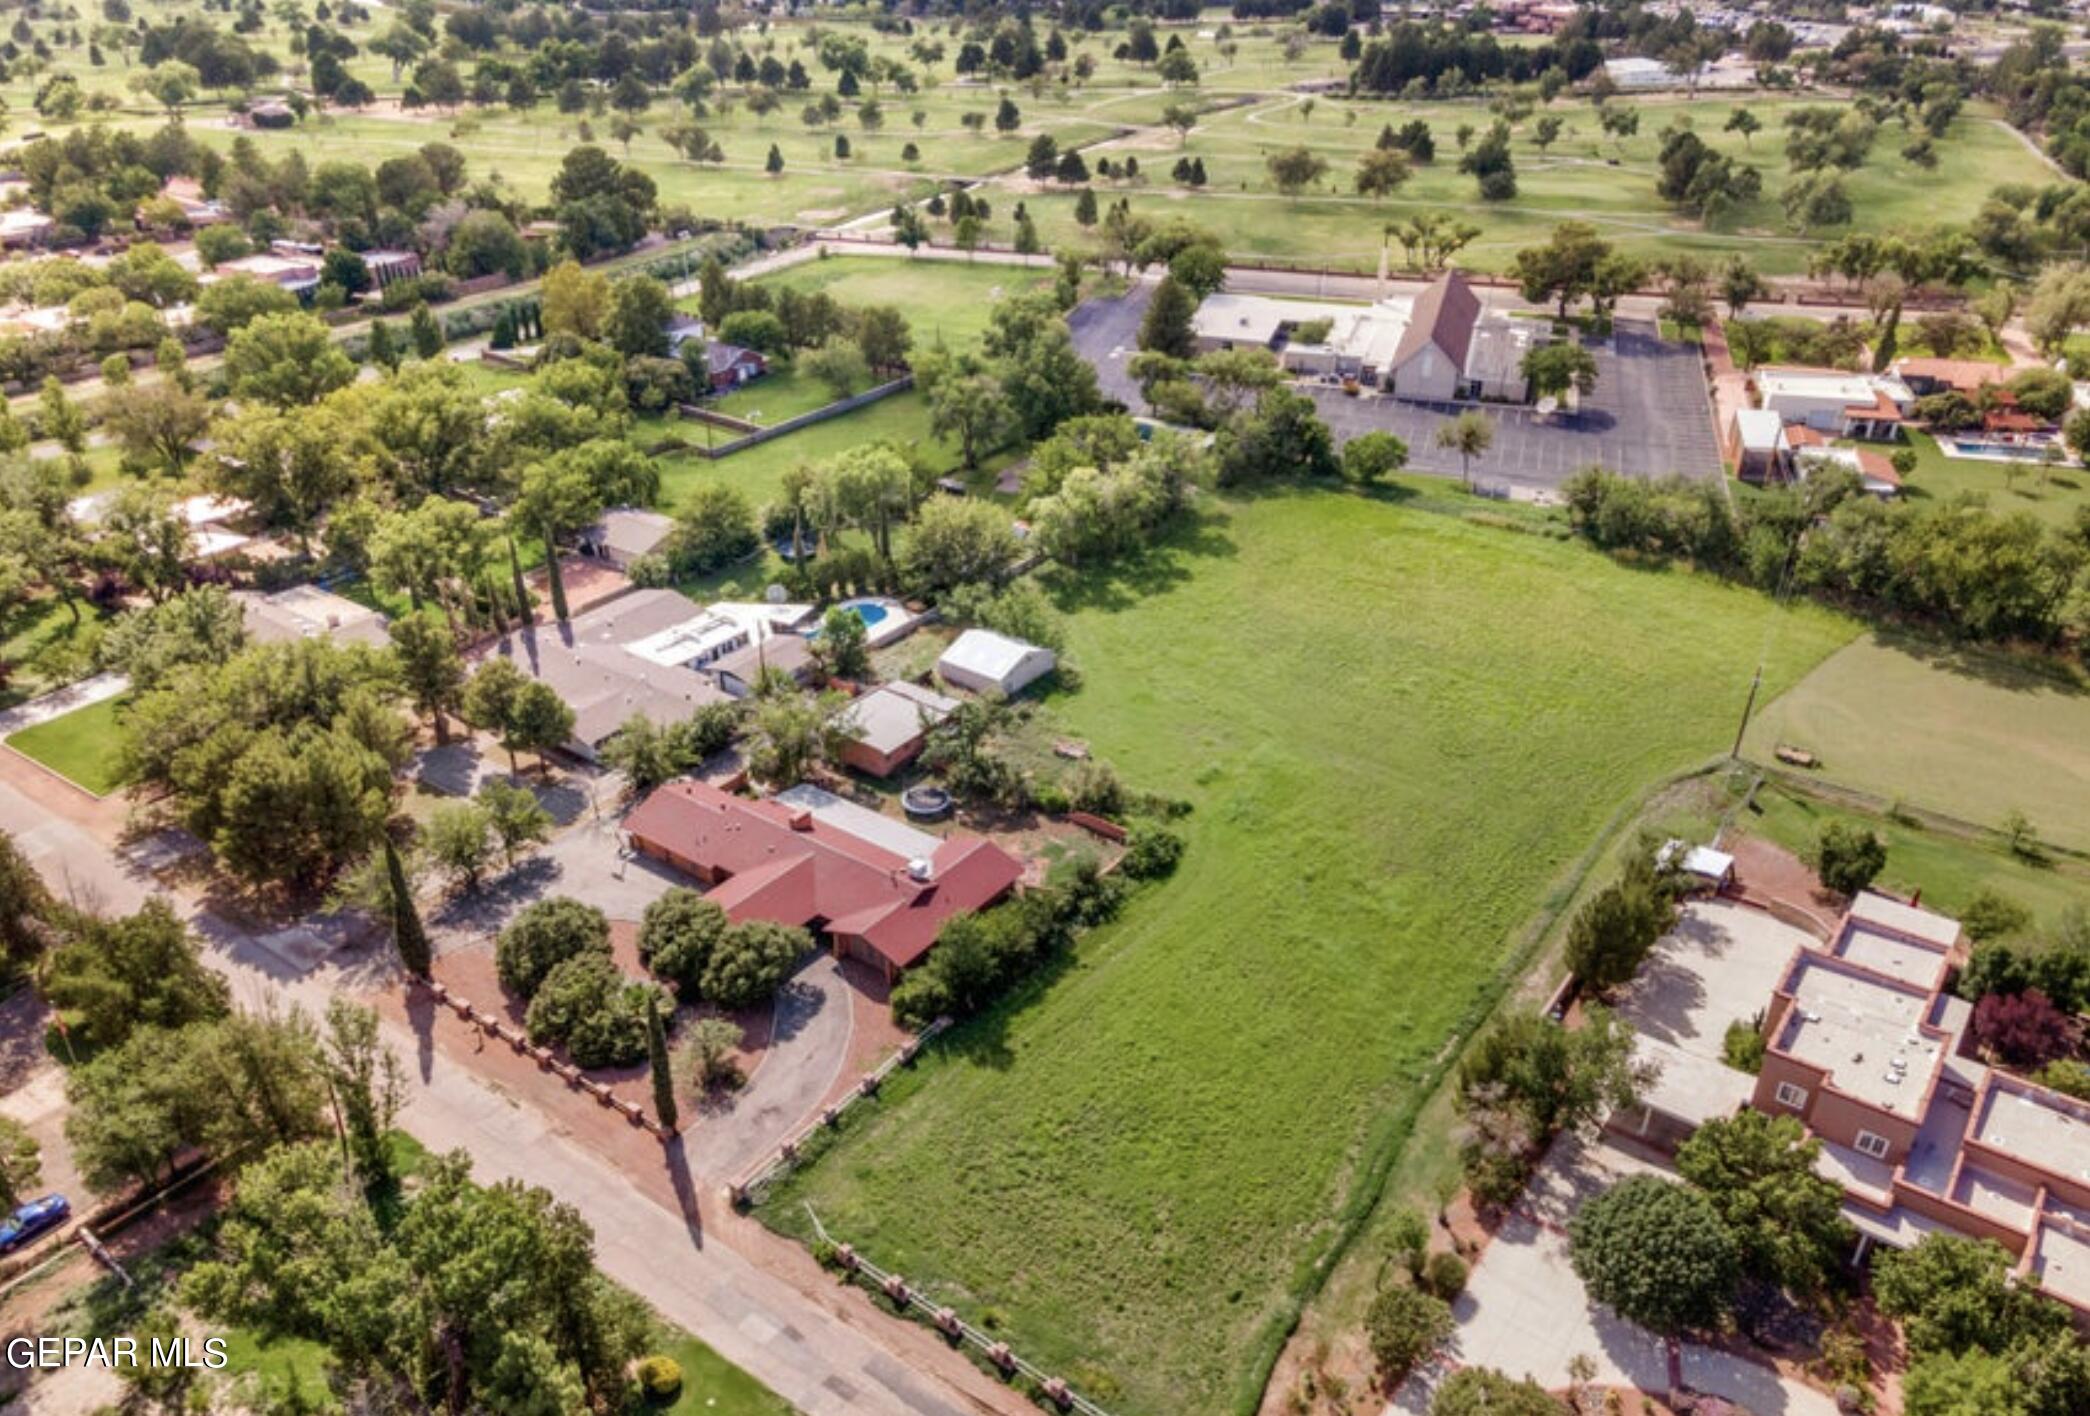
763 488 1854 1414
735 255 1054 352
1742 780 2090 930
0 595 107 709
1742 631 2090 852
1894 430 2090 530
6 693 129 796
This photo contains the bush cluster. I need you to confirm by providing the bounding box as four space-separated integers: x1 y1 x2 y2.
891 862 1125 1030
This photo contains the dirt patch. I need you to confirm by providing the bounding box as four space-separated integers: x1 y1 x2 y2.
1092 128 1185 154
795 208 847 222
1724 833 1841 937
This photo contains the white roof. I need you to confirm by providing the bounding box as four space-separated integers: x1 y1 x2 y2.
624 612 746 668
1682 845 1735 881
1757 367 1914 408
174 493 249 528
1192 292 1414 369
1848 890 1963 949
938 629 1052 683
773 783 941 860
1733 408 1787 452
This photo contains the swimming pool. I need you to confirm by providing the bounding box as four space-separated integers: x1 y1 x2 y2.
839 598 890 628
1947 438 2066 464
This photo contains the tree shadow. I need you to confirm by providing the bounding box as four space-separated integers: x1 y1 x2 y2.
1040 510 1238 617
1869 626 2090 697
430 855 564 933
661 1132 705 1248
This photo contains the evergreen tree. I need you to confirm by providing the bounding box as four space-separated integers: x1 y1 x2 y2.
386 838 431 978
646 995 676 1132
367 317 401 371
506 534 534 625
1138 275 1197 359
765 143 784 176
409 303 444 359
1074 187 1098 226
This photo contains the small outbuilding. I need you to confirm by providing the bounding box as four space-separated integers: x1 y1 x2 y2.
578 506 675 570
834 681 958 778
936 629 1057 698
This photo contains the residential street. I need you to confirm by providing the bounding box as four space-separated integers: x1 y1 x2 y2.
0 771 1024 1416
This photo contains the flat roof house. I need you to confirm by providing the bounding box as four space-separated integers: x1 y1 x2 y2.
237 585 389 648
1755 366 1913 440
834 681 958 778
706 633 816 698
1746 892 2090 1322
936 629 1056 698
621 777 1024 981
1891 357 2007 399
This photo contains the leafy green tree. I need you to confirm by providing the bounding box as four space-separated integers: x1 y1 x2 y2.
1430 1368 1564 1416
40 899 230 1047
1874 1233 2069 1359
1523 342 1601 401
525 952 650 1067
898 496 1020 594
408 302 444 359
605 274 674 359
1569 1175 1740 1403
1266 145 1329 198
1364 1283 1453 1383
0 1116 42 1211
212 403 358 553
424 801 495 893
477 779 553 868
388 610 466 746
812 605 871 681
1675 1111 1854 1300
320 998 404 1187
701 920 808 1009
496 897 611 999
1458 1006 1645 1205
508 681 576 777
1342 430 1409 485
669 482 760 576
98 586 246 692
1811 820 1886 896
638 890 729 997
225 312 356 406
0 831 55 972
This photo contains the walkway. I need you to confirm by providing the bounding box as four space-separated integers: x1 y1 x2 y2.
1390 1136 1838 1416
0 673 127 739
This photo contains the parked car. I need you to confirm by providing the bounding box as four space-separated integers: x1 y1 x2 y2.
0 1194 70 1252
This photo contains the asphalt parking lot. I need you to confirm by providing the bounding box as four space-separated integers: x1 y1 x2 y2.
1067 283 1724 491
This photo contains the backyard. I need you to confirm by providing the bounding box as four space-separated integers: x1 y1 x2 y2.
762 487 1855 1414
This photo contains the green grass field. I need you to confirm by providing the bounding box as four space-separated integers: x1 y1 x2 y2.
1743 781 2090 929
763 488 1855 1413
6 6 2038 277
1742 632 2090 852
5 693 128 795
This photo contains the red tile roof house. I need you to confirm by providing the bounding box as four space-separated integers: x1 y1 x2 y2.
1749 892 2090 1324
621 779 1024 982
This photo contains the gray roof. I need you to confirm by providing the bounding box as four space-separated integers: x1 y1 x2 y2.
237 585 389 648
708 633 814 686
485 589 733 748
833 681 957 755
586 506 675 560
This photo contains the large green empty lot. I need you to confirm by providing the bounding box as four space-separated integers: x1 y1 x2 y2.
1744 633 2090 852
766 491 1853 1412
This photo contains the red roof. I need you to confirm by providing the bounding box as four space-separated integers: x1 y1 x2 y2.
623 780 1023 973
1893 357 2004 392
1983 408 2044 433
1843 390 1904 422
1783 424 1831 448
1853 449 1901 487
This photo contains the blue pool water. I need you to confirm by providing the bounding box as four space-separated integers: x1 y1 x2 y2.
839 599 891 627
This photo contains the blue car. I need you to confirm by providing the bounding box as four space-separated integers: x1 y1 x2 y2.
0 1194 70 1253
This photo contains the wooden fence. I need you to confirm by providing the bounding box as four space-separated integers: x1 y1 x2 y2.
804 1204 1115 1416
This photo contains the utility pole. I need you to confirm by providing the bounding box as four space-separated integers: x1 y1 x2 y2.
1730 665 1763 761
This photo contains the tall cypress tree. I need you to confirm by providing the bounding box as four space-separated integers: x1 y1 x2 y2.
541 521 570 622
646 995 677 1132
506 533 534 624
386 838 431 979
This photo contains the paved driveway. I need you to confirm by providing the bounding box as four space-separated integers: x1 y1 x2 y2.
1391 1137 1838 1416
1069 284 1723 491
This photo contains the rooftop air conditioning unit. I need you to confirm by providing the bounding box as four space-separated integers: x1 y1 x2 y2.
906 858 933 882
